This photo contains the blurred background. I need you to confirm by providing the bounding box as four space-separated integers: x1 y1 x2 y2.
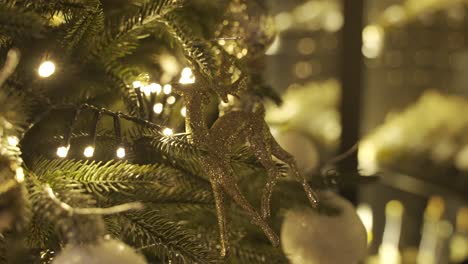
262 0 468 263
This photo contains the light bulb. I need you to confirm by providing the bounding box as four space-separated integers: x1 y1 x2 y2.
153 103 163 114
166 96 176 105
149 83 162 94
83 145 95 158
38 61 56 78
15 167 24 183
7 136 19 146
163 84 172 95
179 67 195 84
116 147 126 158
180 106 186 117
56 145 69 158
162 128 173 136
141 85 151 96
132 81 142 89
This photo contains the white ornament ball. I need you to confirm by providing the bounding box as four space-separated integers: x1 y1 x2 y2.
281 192 367 264
52 238 147 264
274 130 320 174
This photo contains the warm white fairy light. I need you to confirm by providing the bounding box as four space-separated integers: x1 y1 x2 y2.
116 147 126 159
141 85 151 96
163 84 172 95
56 145 70 158
149 83 162 94
83 145 95 158
179 67 195 84
132 81 142 89
379 200 404 264
166 96 176 105
162 128 173 136
15 167 24 183
7 136 19 146
357 203 374 244
153 103 164 114
180 106 187 117
38 61 56 78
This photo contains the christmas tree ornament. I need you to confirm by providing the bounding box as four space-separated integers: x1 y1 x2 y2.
173 70 319 256
52 238 147 264
0 48 27 233
273 130 320 175
281 191 367 264
215 0 277 61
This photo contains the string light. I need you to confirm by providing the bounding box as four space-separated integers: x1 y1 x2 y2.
116 147 126 159
15 167 24 183
38 60 56 78
179 67 195 84
83 145 95 158
7 136 19 146
149 83 162 94
180 106 187 117
141 85 151 96
153 103 163 114
163 84 172 95
356 204 374 244
166 96 176 105
132 81 142 89
56 145 70 158
162 128 173 136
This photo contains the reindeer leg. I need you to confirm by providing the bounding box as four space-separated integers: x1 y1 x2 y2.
206 155 280 247
209 179 230 257
268 135 319 208
250 130 281 220
221 177 279 247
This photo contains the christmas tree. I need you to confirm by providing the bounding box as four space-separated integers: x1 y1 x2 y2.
0 0 370 263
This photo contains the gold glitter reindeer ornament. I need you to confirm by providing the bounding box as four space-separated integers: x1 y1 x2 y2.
172 64 319 256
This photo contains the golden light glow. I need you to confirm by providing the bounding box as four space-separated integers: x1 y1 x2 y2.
149 83 162 94
141 85 151 96
274 12 293 32
179 67 195 84
132 81 142 89
116 147 126 159
83 145 95 158
297 38 316 55
56 145 69 158
180 106 187 117
163 84 172 95
362 25 384 59
166 96 176 105
153 103 163 114
15 167 24 183
379 200 404 264
7 136 19 146
357 203 374 244
162 128 173 136
265 35 281 55
38 61 56 78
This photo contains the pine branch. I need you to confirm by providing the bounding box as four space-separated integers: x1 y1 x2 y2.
160 13 217 78
31 159 214 204
26 172 103 243
0 4 46 39
94 0 186 62
59 4 104 57
99 60 142 116
118 209 220 264
16 0 87 17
